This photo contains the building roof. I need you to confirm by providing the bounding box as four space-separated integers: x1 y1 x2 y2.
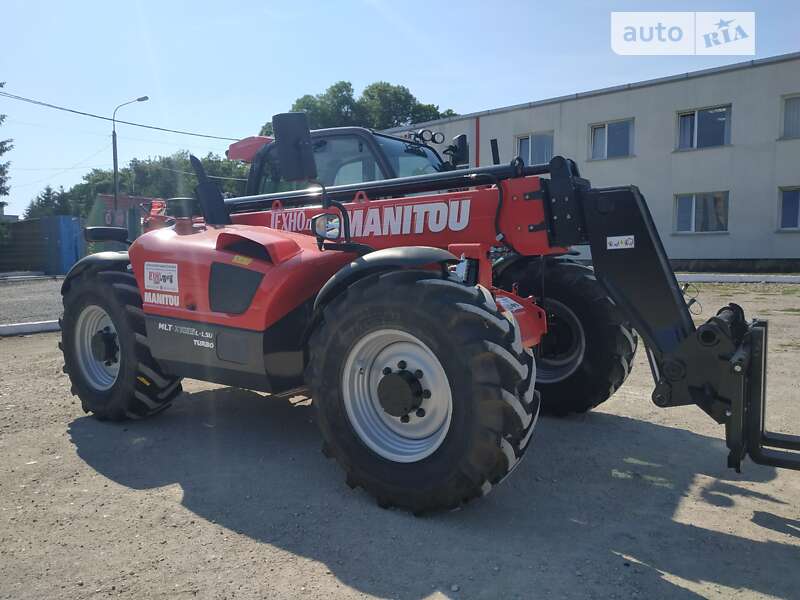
385 51 800 133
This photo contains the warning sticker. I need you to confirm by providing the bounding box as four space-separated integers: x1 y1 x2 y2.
144 262 179 292
232 255 253 266
496 295 524 312
606 235 635 250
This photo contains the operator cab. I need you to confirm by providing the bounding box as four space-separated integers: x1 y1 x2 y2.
237 128 453 197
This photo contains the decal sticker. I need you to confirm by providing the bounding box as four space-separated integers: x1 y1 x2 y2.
144 262 179 292
156 321 215 349
606 235 635 250
270 209 310 232
268 199 471 237
232 255 253 266
143 291 180 307
496 295 525 312
348 199 471 237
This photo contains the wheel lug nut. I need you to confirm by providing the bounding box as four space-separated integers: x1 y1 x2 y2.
414 369 423 379
400 414 410 423
422 389 431 399
382 367 392 375
416 408 426 418
397 360 407 370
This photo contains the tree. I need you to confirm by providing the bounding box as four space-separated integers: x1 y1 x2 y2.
54 186 72 214
286 81 361 130
24 152 250 220
260 81 457 133
0 82 13 199
358 81 455 129
25 185 60 219
259 121 273 136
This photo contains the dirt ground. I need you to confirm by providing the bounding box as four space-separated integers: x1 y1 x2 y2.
0 279 63 324
1 283 798 600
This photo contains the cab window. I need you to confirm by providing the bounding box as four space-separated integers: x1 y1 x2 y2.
315 135 383 186
374 134 444 177
258 134 384 194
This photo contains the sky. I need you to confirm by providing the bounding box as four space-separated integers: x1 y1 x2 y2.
1 0 798 216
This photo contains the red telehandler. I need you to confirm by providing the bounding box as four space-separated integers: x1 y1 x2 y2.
61 113 799 512
224 123 637 416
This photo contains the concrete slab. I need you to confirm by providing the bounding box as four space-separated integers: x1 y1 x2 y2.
0 320 60 336
676 273 800 284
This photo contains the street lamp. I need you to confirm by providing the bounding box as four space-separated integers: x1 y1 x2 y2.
112 96 149 212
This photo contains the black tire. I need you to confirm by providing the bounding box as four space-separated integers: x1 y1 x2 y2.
60 264 183 420
307 269 539 513
497 258 638 416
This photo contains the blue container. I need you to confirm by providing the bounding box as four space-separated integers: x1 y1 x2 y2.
42 216 85 275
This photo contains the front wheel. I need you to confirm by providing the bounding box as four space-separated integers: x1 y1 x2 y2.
497 258 638 416
60 265 183 420
307 269 539 513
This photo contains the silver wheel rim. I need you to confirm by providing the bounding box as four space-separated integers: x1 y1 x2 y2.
74 304 120 391
537 299 586 383
342 328 453 463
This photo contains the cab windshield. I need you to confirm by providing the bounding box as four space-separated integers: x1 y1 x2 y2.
374 134 445 178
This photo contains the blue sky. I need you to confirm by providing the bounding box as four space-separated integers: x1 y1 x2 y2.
1 0 798 215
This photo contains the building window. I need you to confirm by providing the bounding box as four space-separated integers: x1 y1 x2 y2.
783 96 800 139
677 105 731 149
675 191 729 232
517 132 553 165
590 119 633 160
780 188 800 229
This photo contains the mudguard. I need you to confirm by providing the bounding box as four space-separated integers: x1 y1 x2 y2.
61 251 130 295
313 246 457 312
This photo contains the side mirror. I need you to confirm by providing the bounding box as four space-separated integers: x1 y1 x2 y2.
311 213 341 241
84 226 130 245
445 134 469 167
272 112 317 182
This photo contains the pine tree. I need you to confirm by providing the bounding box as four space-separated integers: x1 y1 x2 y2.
25 185 59 219
54 186 72 215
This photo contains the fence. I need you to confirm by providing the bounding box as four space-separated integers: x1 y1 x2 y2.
0 216 85 275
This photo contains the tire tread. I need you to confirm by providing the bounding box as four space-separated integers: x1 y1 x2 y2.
308 269 539 513
60 264 182 421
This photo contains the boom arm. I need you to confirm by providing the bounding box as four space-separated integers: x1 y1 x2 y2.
540 156 800 472
214 145 799 472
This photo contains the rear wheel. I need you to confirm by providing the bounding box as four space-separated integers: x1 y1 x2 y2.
60 264 183 420
497 258 637 416
308 269 539 513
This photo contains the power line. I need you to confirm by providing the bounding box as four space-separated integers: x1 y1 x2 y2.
14 164 245 181
13 144 112 189
6 118 226 153
0 90 241 141
150 164 248 182
14 165 108 171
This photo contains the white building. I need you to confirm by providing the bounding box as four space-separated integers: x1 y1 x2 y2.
389 52 800 269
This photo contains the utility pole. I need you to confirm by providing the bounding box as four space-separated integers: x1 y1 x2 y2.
112 96 149 212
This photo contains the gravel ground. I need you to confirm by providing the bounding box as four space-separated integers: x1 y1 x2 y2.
0 279 63 324
0 283 798 599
